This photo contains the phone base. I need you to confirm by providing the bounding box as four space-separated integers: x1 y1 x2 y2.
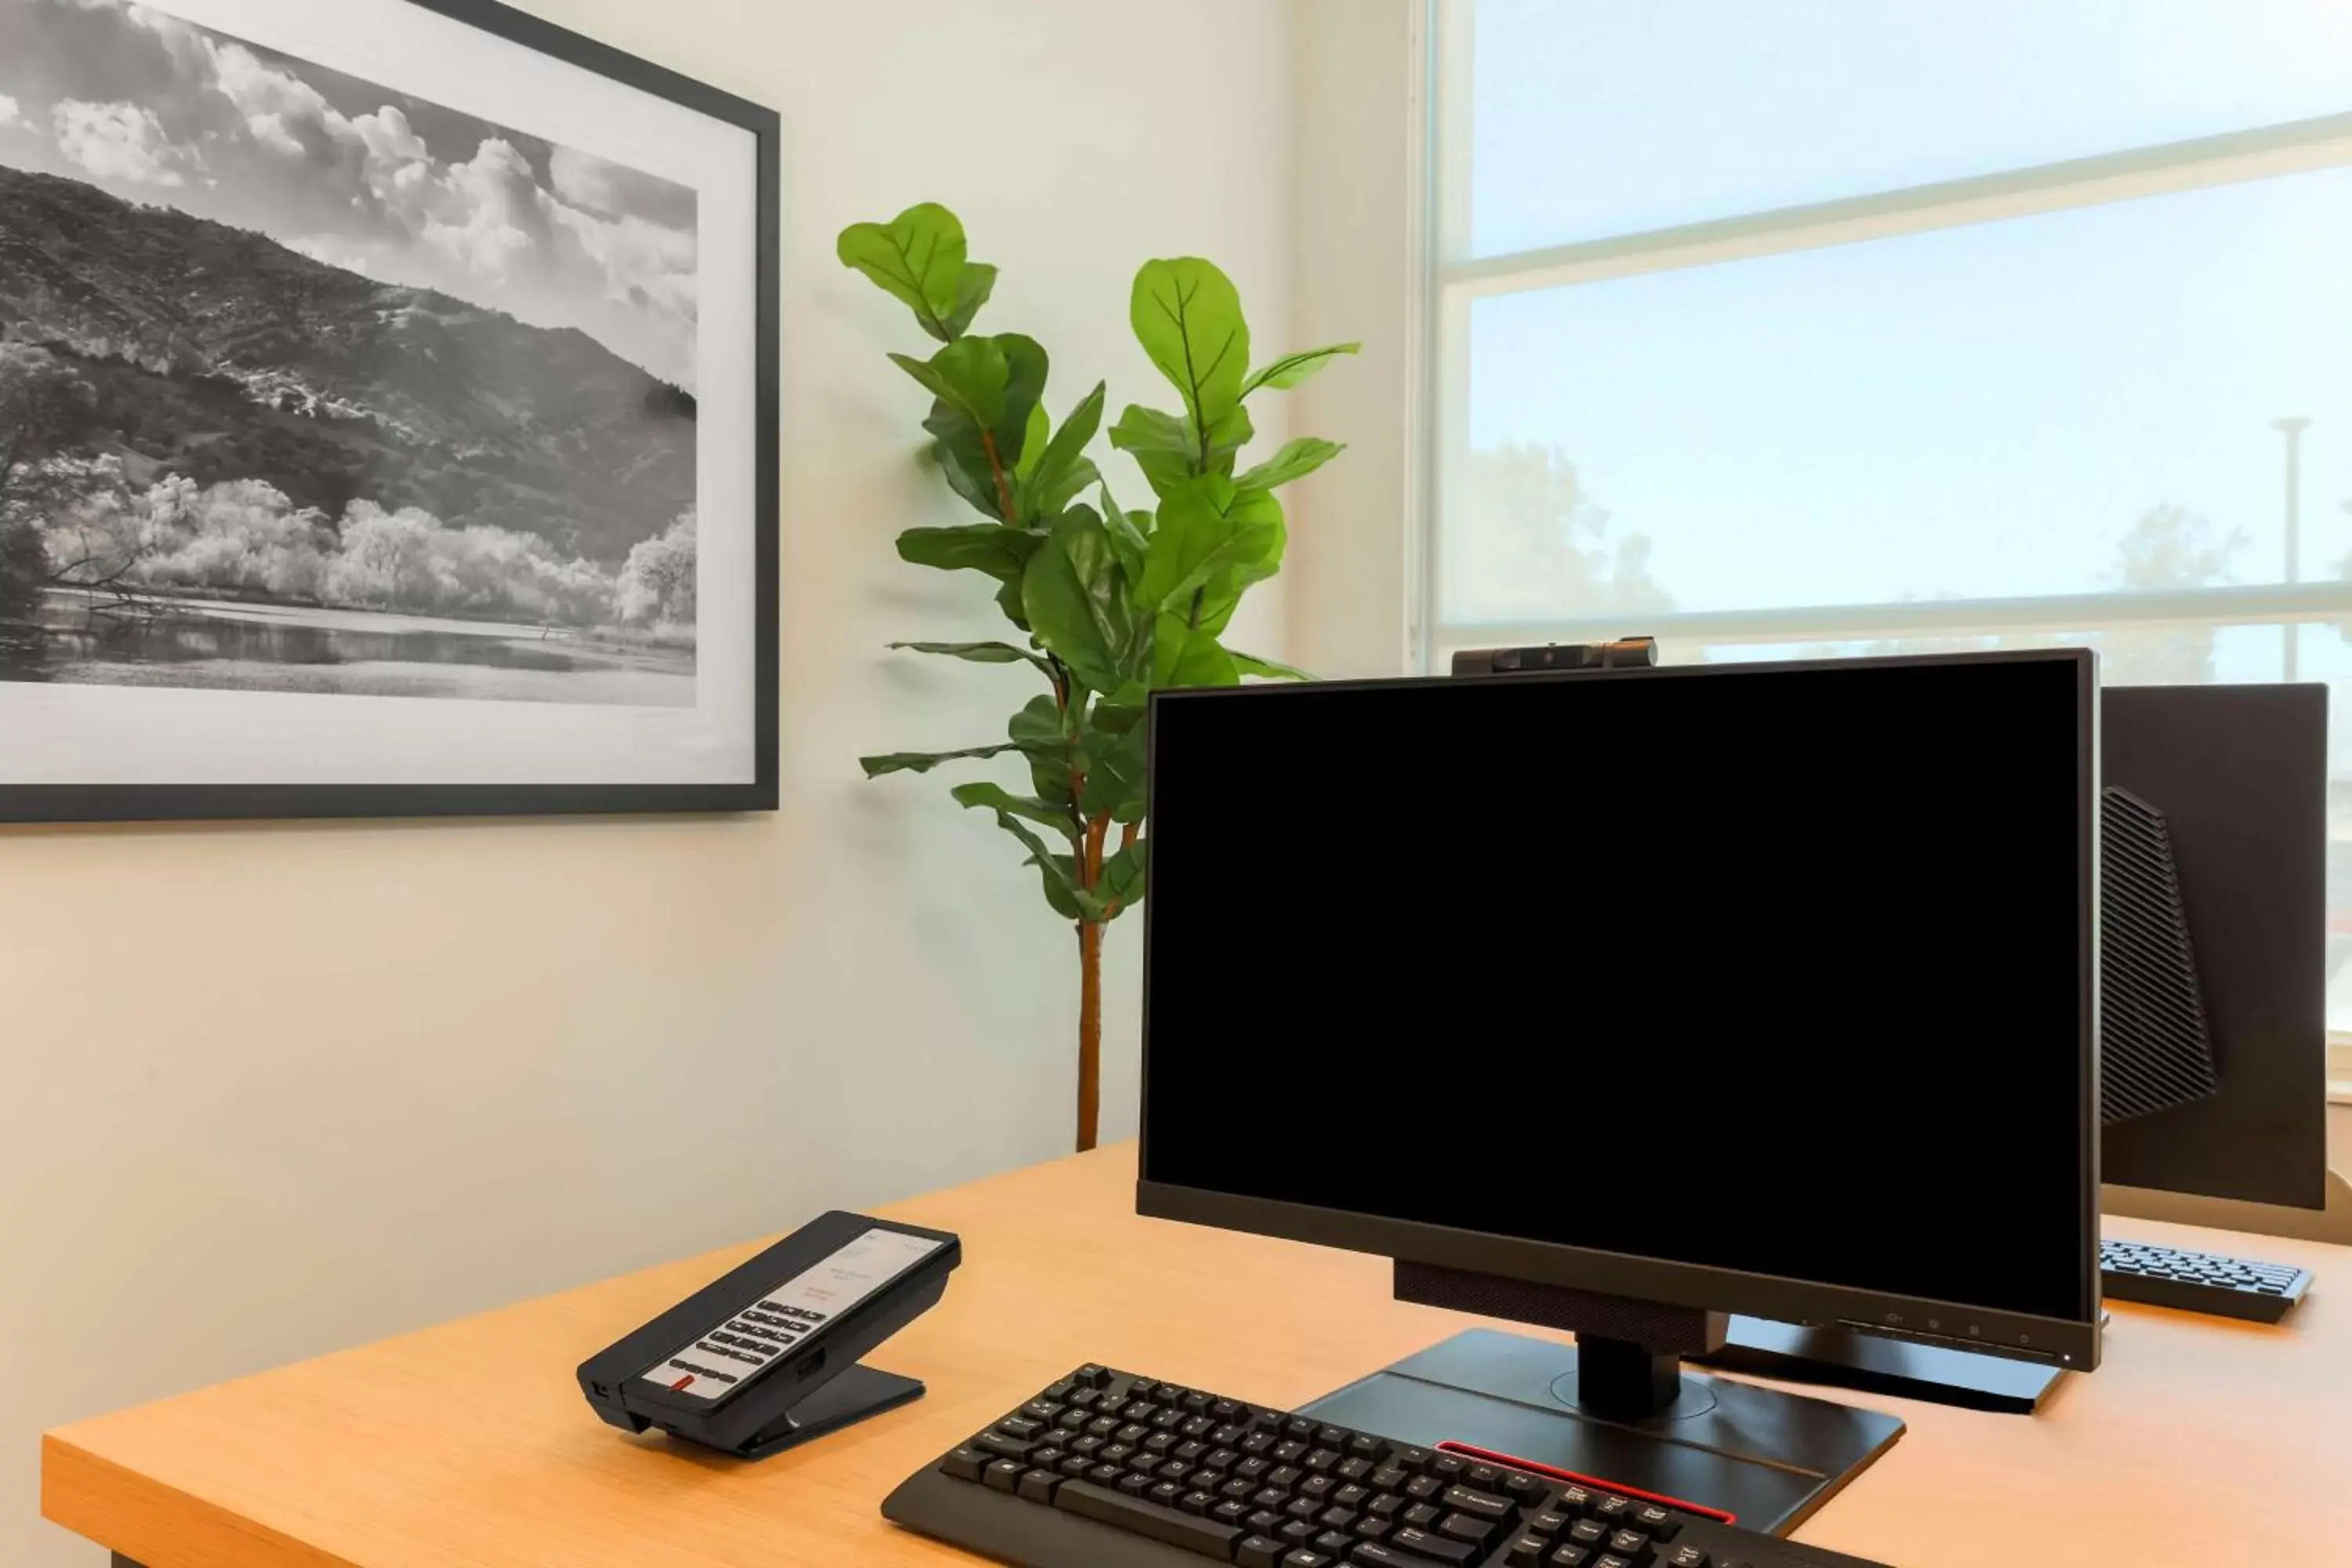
732 1363 925 1460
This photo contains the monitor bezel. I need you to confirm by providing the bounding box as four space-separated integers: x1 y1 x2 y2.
1135 647 2102 1373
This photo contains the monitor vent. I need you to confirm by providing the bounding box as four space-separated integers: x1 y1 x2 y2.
2101 786 2220 1125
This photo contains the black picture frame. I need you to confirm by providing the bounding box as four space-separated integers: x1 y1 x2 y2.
0 0 779 823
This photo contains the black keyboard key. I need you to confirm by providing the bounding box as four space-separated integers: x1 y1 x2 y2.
1503 1472 1548 1502
1388 1525 1480 1563
1240 1537 1287 1568
1608 1528 1650 1556
1120 1473 1153 1497
1595 1555 1635 1568
1018 1468 1060 1504
1074 1363 1111 1387
1663 1548 1711 1568
1088 1463 1123 1485
1224 1478 1258 1502
1368 1493 1406 1518
1150 1481 1185 1507
1055 1408 1090 1432
1568 1520 1609 1548
1429 1456 1468 1483
1527 1510 1572 1536
975 1431 1037 1463
1305 1450 1342 1472
1215 1501 1253 1527
1272 1465 1305 1490
1592 1496 1634 1526
1185 1392 1215 1414
1302 1475 1338 1501
941 1445 989 1482
1404 1476 1444 1502
997 1416 1045 1440
1214 1399 1244 1420
1056 1475 1247 1557
985 1458 1023 1492
1403 1501 1442 1528
1316 1530 1357 1556
1349 1433 1386 1458
1319 1426 1352 1448
1504 1534 1550 1565
1060 1454 1093 1478
1632 1505 1678 1539
1322 1508 1359 1532
1438 1511 1497 1543
1352 1544 1461 1568
1185 1490 1219 1516
1440 1485 1514 1522
1286 1552 1335 1568
1338 1457 1375 1483
1548 1549 1592 1568
1334 1483 1371 1510
1392 1446 1435 1470
1370 1466 1408 1491
1465 1465 1504 1490
1282 1519 1320 1547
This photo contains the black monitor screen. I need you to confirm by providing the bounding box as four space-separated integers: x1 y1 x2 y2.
1142 653 2094 1327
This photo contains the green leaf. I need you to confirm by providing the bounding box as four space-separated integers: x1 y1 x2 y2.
837 203 968 341
1010 694 1077 808
994 334 1050 472
1017 382 1107 521
921 401 1003 519
942 262 997 339
951 781 1076 838
1022 505 1136 693
971 802 1096 920
1111 402 1254 495
888 640 1054 677
1240 342 1361 397
1099 839 1147 913
1136 477 1284 618
859 742 1020 779
1236 437 1345 492
1230 648 1314 681
1099 481 1149 582
1079 717 1150 823
1131 258 1250 437
890 338 1008 425
895 524 1040 584
1151 614 1241 688
1013 403 1052 479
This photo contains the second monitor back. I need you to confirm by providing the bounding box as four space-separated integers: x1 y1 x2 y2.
2102 683 2328 1210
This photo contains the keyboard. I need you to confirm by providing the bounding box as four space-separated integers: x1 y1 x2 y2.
2102 1236 2311 1323
882 1363 1893 1568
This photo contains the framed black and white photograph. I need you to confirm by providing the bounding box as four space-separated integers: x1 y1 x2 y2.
0 0 778 819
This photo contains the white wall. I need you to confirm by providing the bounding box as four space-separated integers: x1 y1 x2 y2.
5 2 1294 1563
1287 0 1425 679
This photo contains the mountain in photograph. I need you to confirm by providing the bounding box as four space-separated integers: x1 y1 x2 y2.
0 165 693 565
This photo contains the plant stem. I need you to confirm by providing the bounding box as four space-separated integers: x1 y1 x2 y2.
979 430 1018 523
1076 919 1102 1152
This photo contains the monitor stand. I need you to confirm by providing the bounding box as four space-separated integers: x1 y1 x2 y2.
1690 1317 2068 1415
1295 1264 1906 1537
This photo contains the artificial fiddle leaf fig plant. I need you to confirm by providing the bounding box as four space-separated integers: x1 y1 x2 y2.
842 203 1356 1152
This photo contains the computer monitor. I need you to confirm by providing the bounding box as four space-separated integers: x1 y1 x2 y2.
2101 683 2329 1210
1138 649 2099 1534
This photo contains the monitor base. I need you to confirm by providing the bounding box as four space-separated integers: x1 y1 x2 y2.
1689 1316 2068 1414
1296 1327 1902 1537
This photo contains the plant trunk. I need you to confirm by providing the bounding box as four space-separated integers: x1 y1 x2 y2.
1076 919 1102 1152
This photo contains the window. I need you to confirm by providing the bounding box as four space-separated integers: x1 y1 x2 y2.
1427 0 2352 1031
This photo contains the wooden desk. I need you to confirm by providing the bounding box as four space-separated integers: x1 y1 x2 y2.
44 1145 2352 1566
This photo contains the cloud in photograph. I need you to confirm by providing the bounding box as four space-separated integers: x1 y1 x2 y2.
0 0 699 388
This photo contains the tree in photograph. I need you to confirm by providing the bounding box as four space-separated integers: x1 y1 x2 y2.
1454 442 1671 622
0 343 101 619
612 510 697 626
